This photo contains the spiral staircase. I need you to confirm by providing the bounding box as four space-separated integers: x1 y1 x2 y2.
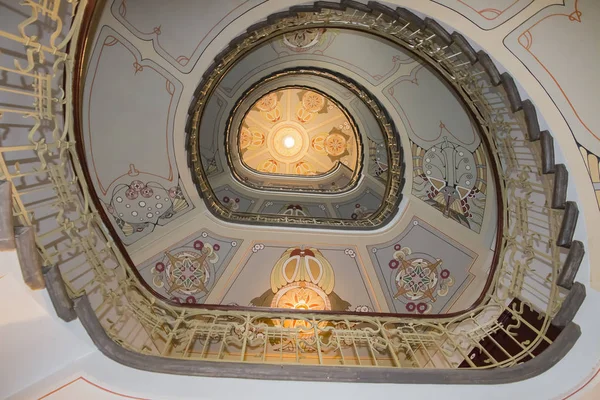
1 0 599 398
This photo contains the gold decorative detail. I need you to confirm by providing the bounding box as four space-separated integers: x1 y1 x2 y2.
258 159 279 173
311 134 328 155
302 91 325 113
271 282 331 311
255 92 278 112
283 28 326 50
294 161 314 175
237 86 359 178
295 106 313 123
239 127 265 150
324 132 348 157
270 247 335 294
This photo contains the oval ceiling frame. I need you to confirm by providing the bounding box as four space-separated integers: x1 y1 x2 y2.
189 66 405 230
225 72 367 194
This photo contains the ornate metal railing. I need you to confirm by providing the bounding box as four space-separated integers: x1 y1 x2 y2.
0 0 584 380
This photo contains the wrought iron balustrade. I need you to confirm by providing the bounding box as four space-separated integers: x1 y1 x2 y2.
0 0 584 381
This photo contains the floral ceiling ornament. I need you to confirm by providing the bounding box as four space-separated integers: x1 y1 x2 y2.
296 89 327 124
248 247 353 343
282 28 327 51
302 90 326 113
107 180 188 237
238 87 359 177
250 247 350 312
239 127 265 151
257 158 279 173
253 91 282 123
152 244 219 304
293 160 314 175
311 127 352 161
412 136 488 233
388 246 454 314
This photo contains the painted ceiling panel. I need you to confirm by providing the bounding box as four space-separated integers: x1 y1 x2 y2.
431 0 534 30
239 88 359 177
384 64 480 152
111 0 267 73
505 0 600 209
218 243 378 313
80 19 498 316
368 216 477 315
137 229 242 305
82 26 193 245
271 29 415 86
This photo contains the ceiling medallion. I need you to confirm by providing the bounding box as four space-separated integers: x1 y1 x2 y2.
268 123 309 163
238 87 358 176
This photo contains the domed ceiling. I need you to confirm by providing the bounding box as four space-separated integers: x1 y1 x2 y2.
238 88 359 178
191 65 402 227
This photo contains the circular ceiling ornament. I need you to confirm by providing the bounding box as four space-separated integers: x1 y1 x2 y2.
255 92 278 112
301 91 326 112
237 87 358 176
267 123 309 163
324 133 348 157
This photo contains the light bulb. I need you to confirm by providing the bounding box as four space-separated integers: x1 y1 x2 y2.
283 136 295 149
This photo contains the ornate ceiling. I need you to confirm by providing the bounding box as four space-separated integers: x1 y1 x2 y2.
2 0 595 391
79 16 500 317
238 88 359 178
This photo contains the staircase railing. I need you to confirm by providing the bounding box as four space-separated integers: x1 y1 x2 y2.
0 0 586 382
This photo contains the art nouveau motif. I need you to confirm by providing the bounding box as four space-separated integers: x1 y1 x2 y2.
270 29 415 87
385 64 488 233
432 0 534 30
368 218 476 314
138 230 241 304
238 88 359 176
2 0 582 380
257 201 330 217
332 189 383 220
412 139 488 233
220 244 376 312
253 247 348 312
212 186 255 213
385 64 481 152
111 0 267 73
106 180 189 240
389 246 455 314
282 28 328 51
579 144 600 209
83 27 192 245
505 0 600 206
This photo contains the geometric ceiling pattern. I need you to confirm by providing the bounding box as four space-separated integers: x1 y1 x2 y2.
239 88 359 177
